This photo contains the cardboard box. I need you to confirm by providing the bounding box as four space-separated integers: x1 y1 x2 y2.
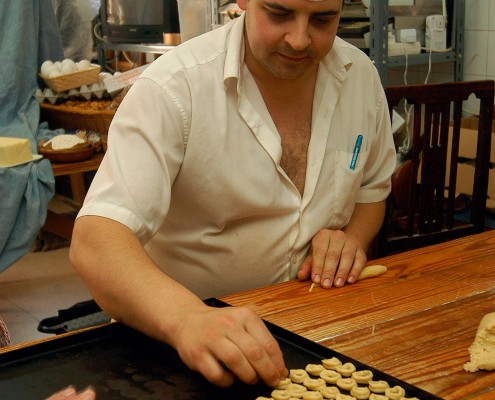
446 116 495 209
452 116 495 162
456 162 495 209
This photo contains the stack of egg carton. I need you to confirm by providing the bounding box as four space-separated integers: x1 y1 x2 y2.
35 75 112 104
35 58 115 104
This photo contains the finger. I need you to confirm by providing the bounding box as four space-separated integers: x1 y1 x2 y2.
329 240 360 287
235 309 287 386
188 345 237 387
211 335 259 385
347 250 368 283
297 254 312 281
309 230 331 284
45 387 76 400
319 231 345 288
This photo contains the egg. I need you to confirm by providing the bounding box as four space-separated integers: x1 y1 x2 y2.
76 59 91 71
53 61 62 70
61 63 76 74
48 69 62 78
40 60 53 76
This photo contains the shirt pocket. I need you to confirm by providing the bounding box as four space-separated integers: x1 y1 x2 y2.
329 148 370 227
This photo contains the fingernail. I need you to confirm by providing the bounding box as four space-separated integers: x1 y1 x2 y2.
348 275 356 284
335 278 344 287
322 278 331 288
59 387 76 398
80 387 95 400
313 274 321 284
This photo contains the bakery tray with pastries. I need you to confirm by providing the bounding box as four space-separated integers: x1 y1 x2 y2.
0 299 442 400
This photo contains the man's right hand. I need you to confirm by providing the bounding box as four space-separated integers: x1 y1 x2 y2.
171 304 288 387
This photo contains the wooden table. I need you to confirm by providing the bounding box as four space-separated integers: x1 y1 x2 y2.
43 153 104 240
50 153 104 204
220 230 495 400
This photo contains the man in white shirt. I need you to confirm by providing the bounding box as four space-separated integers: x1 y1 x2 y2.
70 0 396 389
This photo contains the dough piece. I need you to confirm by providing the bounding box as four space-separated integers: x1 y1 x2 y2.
464 312 495 372
290 369 310 383
335 394 355 400
302 391 324 400
256 397 273 400
335 362 356 377
385 386 405 400
306 363 326 376
272 389 291 400
303 378 326 391
352 369 373 384
319 386 340 399
275 377 292 389
350 385 371 400
321 357 342 370
336 377 357 391
357 265 388 281
320 369 342 385
368 380 389 393
369 394 388 400
287 383 307 398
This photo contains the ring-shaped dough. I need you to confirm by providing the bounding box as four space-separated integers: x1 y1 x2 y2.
275 377 292 390
335 362 356 377
288 383 307 398
368 380 389 394
306 363 326 376
335 394 356 400
290 369 310 383
385 385 406 400
303 378 326 391
319 369 342 384
302 391 324 400
336 377 357 391
369 394 388 400
321 357 342 370
350 386 371 400
319 386 340 400
352 369 373 384
271 389 291 400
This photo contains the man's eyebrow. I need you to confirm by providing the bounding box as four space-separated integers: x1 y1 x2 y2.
264 1 341 15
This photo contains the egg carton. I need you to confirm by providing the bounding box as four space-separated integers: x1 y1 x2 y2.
34 82 110 104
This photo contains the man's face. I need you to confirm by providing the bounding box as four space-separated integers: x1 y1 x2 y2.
237 0 342 81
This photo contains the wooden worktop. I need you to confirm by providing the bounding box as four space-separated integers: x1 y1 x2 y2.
220 230 495 400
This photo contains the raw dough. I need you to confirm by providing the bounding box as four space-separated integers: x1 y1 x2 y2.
357 265 388 281
464 312 495 372
321 357 342 370
368 380 389 393
352 369 373 384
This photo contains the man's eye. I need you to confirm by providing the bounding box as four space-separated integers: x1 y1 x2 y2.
312 16 332 24
268 9 290 18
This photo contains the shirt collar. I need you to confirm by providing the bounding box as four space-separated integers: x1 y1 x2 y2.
223 14 246 92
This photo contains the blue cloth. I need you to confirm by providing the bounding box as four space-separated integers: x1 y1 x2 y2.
0 0 65 271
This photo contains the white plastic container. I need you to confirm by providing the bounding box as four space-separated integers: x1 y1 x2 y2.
177 0 211 42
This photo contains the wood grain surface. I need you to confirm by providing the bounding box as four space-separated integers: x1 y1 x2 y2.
220 231 495 400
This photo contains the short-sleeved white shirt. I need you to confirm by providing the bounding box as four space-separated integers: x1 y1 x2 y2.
78 16 396 299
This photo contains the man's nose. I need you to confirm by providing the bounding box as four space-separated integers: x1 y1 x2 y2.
285 19 311 50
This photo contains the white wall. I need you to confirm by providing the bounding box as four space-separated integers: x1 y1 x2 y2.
388 0 495 112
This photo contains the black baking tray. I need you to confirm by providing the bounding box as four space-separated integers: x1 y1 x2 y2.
0 299 442 399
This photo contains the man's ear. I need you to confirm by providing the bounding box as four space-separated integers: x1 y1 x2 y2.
237 0 248 11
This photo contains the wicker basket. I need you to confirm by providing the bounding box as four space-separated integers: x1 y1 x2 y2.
40 101 115 135
40 64 101 92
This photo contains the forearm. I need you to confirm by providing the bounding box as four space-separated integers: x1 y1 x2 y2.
69 216 287 388
342 200 386 252
69 216 205 347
